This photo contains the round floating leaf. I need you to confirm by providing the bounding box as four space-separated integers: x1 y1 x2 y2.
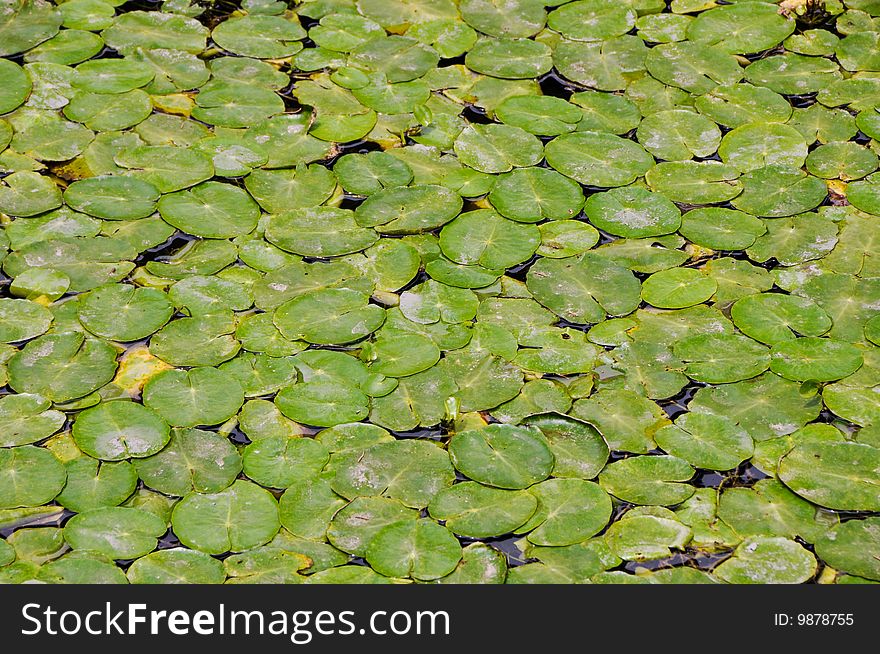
449 424 553 490
731 293 832 345
604 511 692 561
158 182 260 238
673 333 770 383
331 439 454 509
126 548 225 584
274 288 385 345
645 41 743 94
689 372 821 441
135 428 242 497
64 176 159 221
327 496 418 557
641 268 717 309
0 171 63 217
279 471 348 540
572 389 670 453
645 161 743 204
0 59 32 113
537 220 600 258
114 145 214 193
171 480 280 554
655 413 753 471
453 124 543 174
428 482 537 538
522 479 612 546
745 53 841 94
242 435 329 489
143 367 244 428
7 332 118 403
366 519 461 581
465 37 551 79
527 253 641 324
72 400 170 461
636 109 721 161
548 0 636 42
713 537 816 584
720 121 808 173
439 209 539 270
769 337 863 382
0 394 64 447
436 542 507 584
598 455 695 506
695 83 792 129
521 412 609 480
584 187 681 238
495 95 582 136
266 207 378 257
275 381 369 427
678 208 766 250
0 446 66 509
488 167 584 223
334 152 413 196
355 184 463 234
545 131 654 187
814 518 880 582
78 283 173 341
0 298 52 344
211 15 306 59
363 333 440 378
686 3 795 54
64 507 165 559
778 441 880 512
56 456 137 513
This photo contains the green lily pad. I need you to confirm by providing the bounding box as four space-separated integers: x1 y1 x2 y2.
814 517 880 582
327 496 418 557
731 293 832 345
641 268 717 309
64 507 165 559
679 207 766 250
143 367 244 427
274 288 385 345
242 435 328 489
645 160 743 204
449 424 553 489
366 519 461 581
0 393 65 447
56 456 138 513
655 412 753 470
636 109 721 161
171 480 280 554
584 186 681 238
0 445 66 509
545 131 654 187
72 400 170 461
0 298 52 344
78 283 173 341
645 41 743 94
673 333 770 383
778 441 880 511
465 37 551 79
7 331 118 403
266 207 378 257
713 536 816 584
158 181 259 238
275 380 369 427
527 253 641 324
604 509 692 561
769 337 863 382
521 478 612 546
135 428 242 497
428 481 537 538
331 439 454 508
521 412 609 480
598 455 695 505
211 15 306 59
126 548 225 584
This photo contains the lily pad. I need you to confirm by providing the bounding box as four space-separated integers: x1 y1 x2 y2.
171 480 280 554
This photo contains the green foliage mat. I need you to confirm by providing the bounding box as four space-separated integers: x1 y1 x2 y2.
0 0 878 585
